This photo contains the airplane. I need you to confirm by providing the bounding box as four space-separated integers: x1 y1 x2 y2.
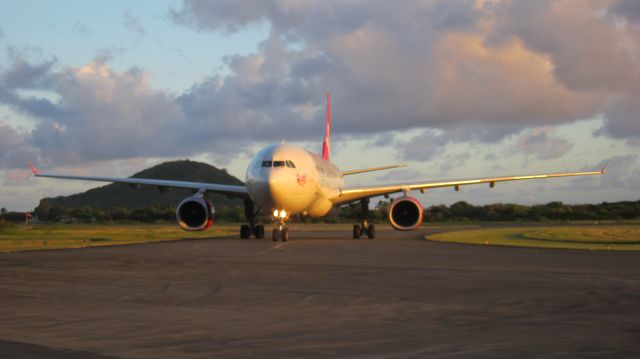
30 94 607 241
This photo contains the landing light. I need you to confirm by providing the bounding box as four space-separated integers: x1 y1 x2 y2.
273 209 287 218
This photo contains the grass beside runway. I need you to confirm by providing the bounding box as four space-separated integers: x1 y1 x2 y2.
0 224 234 253
426 225 640 251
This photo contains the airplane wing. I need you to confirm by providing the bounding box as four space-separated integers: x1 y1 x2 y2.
330 167 607 206
29 163 250 199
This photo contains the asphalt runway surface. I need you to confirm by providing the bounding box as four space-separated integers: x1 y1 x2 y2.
1 225 639 358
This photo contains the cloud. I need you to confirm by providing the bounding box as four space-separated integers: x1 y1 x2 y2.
515 128 574 160
0 121 39 168
33 62 186 163
394 130 449 161
611 0 640 23
1 48 57 89
169 1 269 33
566 155 640 193
490 0 640 142
2 0 640 173
597 95 640 144
2 168 32 186
375 168 429 182
169 0 640 145
0 53 191 168
439 152 472 172
71 21 91 36
123 11 146 37
0 50 314 169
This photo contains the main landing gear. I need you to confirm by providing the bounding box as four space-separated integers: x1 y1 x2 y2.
240 200 265 239
272 209 289 242
353 198 375 239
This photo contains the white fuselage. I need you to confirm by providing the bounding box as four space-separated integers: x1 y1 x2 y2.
246 144 343 217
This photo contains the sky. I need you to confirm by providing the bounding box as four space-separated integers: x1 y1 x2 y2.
1 0 639 211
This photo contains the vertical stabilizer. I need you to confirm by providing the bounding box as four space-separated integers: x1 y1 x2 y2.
322 93 331 161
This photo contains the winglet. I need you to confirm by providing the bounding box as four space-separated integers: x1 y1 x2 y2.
601 161 610 174
28 161 40 175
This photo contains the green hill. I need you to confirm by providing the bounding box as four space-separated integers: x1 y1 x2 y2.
37 160 244 210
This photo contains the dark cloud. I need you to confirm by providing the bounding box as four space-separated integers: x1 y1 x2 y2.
394 130 449 161
0 122 39 168
92 48 124 65
611 0 640 23
597 95 640 143
515 128 574 160
123 11 146 37
169 1 269 33
0 49 62 121
2 48 56 89
71 21 91 36
430 0 480 31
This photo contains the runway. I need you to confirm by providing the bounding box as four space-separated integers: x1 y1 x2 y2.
1 226 639 358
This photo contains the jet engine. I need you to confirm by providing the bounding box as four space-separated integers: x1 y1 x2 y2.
388 196 424 231
176 196 214 231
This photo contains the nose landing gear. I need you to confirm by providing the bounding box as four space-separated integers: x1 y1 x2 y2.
272 209 289 242
272 225 289 242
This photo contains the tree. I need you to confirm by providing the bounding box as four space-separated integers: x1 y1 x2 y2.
1 207 7 216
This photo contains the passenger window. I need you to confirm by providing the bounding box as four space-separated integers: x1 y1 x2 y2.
273 161 285 167
288 161 296 168
262 161 272 167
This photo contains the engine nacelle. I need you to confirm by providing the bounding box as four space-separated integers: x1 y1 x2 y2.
176 196 214 231
388 196 424 231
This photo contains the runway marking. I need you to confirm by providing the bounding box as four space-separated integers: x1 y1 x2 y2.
259 242 290 254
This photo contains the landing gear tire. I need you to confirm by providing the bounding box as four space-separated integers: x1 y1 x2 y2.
272 228 280 242
240 225 252 239
253 225 265 239
367 224 376 239
353 225 361 239
281 227 289 242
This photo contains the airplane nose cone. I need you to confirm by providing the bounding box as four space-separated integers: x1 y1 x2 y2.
248 168 296 211
267 170 295 207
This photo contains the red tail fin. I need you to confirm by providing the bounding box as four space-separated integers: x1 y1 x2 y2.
322 93 331 161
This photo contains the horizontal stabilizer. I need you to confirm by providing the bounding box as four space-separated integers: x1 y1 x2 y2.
340 164 407 176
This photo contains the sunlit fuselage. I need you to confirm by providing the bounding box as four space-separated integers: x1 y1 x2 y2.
246 144 343 217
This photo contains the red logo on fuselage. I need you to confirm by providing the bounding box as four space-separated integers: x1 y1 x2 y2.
296 173 307 186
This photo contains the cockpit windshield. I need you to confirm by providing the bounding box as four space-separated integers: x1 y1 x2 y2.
262 160 296 168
